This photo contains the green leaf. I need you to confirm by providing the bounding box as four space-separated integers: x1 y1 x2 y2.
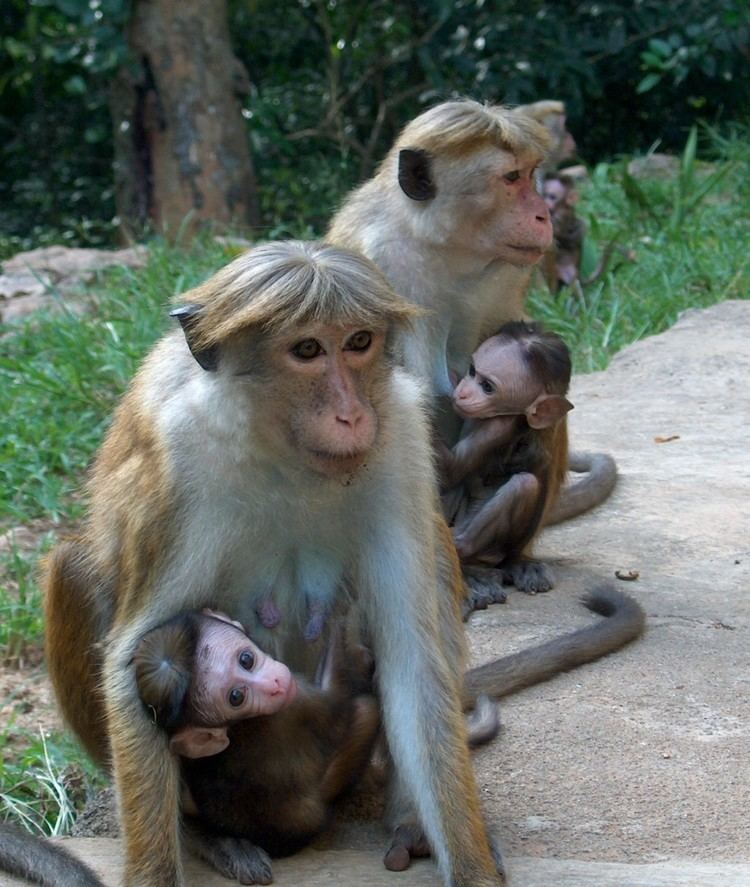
636 73 661 94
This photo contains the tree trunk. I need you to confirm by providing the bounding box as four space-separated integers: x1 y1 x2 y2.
111 0 259 240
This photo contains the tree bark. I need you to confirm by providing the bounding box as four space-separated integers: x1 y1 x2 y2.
111 0 259 240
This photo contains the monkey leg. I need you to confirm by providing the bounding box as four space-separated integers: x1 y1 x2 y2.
42 541 110 765
455 473 555 598
453 473 539 562
183 821 274 886
384 822 432 872
321 696 380 801
459 571 507 620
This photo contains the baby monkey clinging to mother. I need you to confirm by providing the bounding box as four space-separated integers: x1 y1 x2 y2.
437 321 573 596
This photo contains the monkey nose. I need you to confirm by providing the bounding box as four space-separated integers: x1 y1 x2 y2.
335 411 364 429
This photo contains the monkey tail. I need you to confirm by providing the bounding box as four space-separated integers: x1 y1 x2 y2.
462 585 644 707
465 694 501 748
0 822 104 887
543 451 618 526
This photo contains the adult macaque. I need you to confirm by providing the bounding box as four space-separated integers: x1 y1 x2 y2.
327 99 615 547
438 322 573 594
515 99 577 172
43 241 506 887
134 610 381 864
38 242 644 887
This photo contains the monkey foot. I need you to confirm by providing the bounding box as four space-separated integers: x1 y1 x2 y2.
185 826 274 885
383 823 431 871
461 567 508 620
501 558 554 594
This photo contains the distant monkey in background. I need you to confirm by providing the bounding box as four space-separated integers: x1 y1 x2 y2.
438 322 573 595
542 173 586 291
515 99 577 173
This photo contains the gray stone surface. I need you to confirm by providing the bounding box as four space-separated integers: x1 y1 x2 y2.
11 300 749 885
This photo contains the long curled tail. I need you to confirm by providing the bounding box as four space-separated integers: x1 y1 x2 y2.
0 822 104 887
544 451 618 526
462 585 645 707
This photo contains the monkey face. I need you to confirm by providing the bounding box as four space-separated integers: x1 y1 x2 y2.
542 178 567 214
194 619 297 723
445 148 552 266
452 338 538 420
248 323 387 479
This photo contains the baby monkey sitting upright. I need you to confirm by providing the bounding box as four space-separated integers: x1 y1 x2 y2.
438 321 573 595
133 610 380 865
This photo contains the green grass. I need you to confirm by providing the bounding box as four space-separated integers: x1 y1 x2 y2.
0 725 102 836
0 545 45 665
528 124 750 372
0 237 234 527
0 125 748 833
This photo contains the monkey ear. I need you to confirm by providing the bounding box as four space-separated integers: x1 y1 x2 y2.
565 189 580 207
526 394 574 429
169 305 219 372
398 149 437 201
169 725 229 759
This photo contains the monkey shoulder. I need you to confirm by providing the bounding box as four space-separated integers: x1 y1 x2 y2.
376 368 432 466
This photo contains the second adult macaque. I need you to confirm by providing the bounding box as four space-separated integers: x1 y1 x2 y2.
133 610 380 862
438 322 573 594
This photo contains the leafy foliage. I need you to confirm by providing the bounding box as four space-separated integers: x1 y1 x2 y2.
1 1 748 248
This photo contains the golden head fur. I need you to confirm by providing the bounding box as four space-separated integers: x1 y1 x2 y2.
175 241 422 351
390 99 551 160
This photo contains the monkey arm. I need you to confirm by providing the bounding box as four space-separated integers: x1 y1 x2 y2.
358 400 502 887
439 417 518 489
453 472 540 563
104 631 185 887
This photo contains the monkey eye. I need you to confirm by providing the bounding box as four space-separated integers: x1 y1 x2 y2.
504 170 521 183
291 339 323 360
345 330 372 352
229 687 246 708
468 363 476 377
239 650 255 670
480 379 495 395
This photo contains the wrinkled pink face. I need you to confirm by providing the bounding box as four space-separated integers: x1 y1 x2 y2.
429 145 553 266
542 178 567 214
452 338 537 420
229 322 389 479
194 618 297 723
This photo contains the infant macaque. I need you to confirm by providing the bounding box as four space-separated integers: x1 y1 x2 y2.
438 321 573 594
133 609 379 859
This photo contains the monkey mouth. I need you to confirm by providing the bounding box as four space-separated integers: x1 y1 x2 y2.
507 244 545 259
308 449 368 477
452 402 475 420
